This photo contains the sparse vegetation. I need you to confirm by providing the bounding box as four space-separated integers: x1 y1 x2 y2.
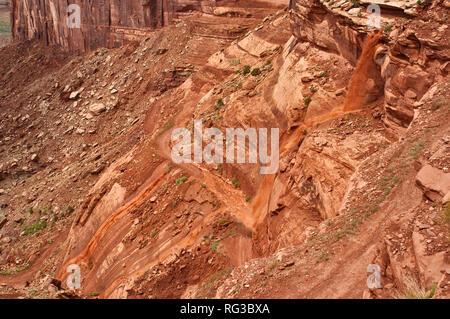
383 23 393 33
401 275 437 299
409 140 425 159
242 65 251 75
24 219 47 236
176 176 188 185
196 268 233 299
211 240 220 252
218 218 229 227
304 97 312 107
0 262 30 276
317 249 329 262
66 205 75 214
231 177 241 189
251 68 262 76
351 0 360 8
214 98 225 111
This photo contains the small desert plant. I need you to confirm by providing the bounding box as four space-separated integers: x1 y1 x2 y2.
214 98 225 111
242 65 251 75
401 275 437 299
304 97 312 107
66 205 75 214
218 219 229 227
176 176 187 185
24 220 47 236
231 177 241 188
251 68 262 76
211 240 220 252
383 23 393 33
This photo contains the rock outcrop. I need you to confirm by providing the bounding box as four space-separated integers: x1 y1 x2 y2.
9 0 215 52
10 0 288 52
289 0 450 128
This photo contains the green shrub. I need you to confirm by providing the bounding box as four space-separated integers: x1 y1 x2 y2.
24 220 47 236
218 219 229 227
304 97 312 107
231 177 241 189
383 23 393 33
251 68 262 76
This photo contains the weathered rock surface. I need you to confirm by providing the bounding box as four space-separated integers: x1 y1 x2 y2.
10 0 215 52
289 0 450 128
10 0 288 52
416 164 450 202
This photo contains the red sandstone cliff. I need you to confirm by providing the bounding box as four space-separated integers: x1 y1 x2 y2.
9 0 216 52
10 0 287 52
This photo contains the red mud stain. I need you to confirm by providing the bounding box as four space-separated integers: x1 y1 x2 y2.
343 30 383 112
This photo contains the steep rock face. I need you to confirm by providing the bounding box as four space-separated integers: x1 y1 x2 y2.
10 0 288 52
289 0 450 128
9 0 215 52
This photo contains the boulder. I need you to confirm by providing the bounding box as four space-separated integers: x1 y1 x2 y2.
89 103 106 115
415 164 450 202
